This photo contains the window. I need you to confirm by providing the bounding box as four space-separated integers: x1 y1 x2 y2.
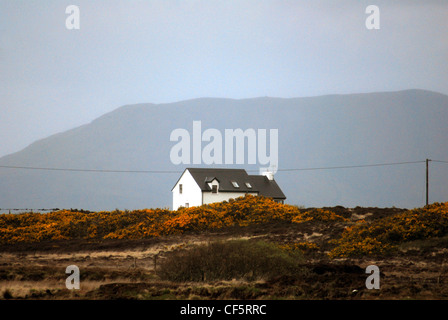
179 184 183 194
212 185 218 193
245 182 252 188
231 181 239 188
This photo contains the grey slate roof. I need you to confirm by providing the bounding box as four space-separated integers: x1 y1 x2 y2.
182 168 286 200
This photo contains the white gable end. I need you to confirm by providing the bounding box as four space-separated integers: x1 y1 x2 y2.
172 169 202 210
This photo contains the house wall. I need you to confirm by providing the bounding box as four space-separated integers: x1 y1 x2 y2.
172 170 202 210
202 191 258 205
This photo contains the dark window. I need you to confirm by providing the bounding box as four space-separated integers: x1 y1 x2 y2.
179 184 183 194
212 185 218 193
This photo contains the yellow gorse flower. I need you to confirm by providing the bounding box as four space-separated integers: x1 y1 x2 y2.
0 195 346 244
329 202 448 258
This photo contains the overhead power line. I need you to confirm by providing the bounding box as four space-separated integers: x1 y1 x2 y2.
273 160 426 172
433 159 448 164
0 165 181 173
0 159 440 174
0 159 446 208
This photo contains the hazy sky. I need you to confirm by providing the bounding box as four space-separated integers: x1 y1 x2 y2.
1 0 447 157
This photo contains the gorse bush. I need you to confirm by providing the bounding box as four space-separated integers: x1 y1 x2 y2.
280 241 320 254
158 240 305 282
292 208 348 224
0 208 175 242
2 195 447 259
329 202 448 258
0 195 346 244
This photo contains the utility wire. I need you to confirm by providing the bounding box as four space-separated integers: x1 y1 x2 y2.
0 160 437 174
1 159 446 213
273 160 426 172
433 159 448 164
0 165 181 173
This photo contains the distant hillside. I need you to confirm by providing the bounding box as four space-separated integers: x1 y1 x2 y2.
0 89 447 210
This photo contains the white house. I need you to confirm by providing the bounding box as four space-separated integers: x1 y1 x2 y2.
171 168 286 210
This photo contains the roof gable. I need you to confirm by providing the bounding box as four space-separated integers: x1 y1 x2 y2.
170 168 190 191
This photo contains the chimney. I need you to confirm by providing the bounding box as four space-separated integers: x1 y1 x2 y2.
262 171 274 181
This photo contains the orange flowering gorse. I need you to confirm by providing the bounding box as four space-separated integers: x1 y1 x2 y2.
329 202 448 258
280 241 320 254
291 208 348 224
0 195 346 244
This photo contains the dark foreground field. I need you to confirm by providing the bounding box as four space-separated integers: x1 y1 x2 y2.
1 206 448 300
